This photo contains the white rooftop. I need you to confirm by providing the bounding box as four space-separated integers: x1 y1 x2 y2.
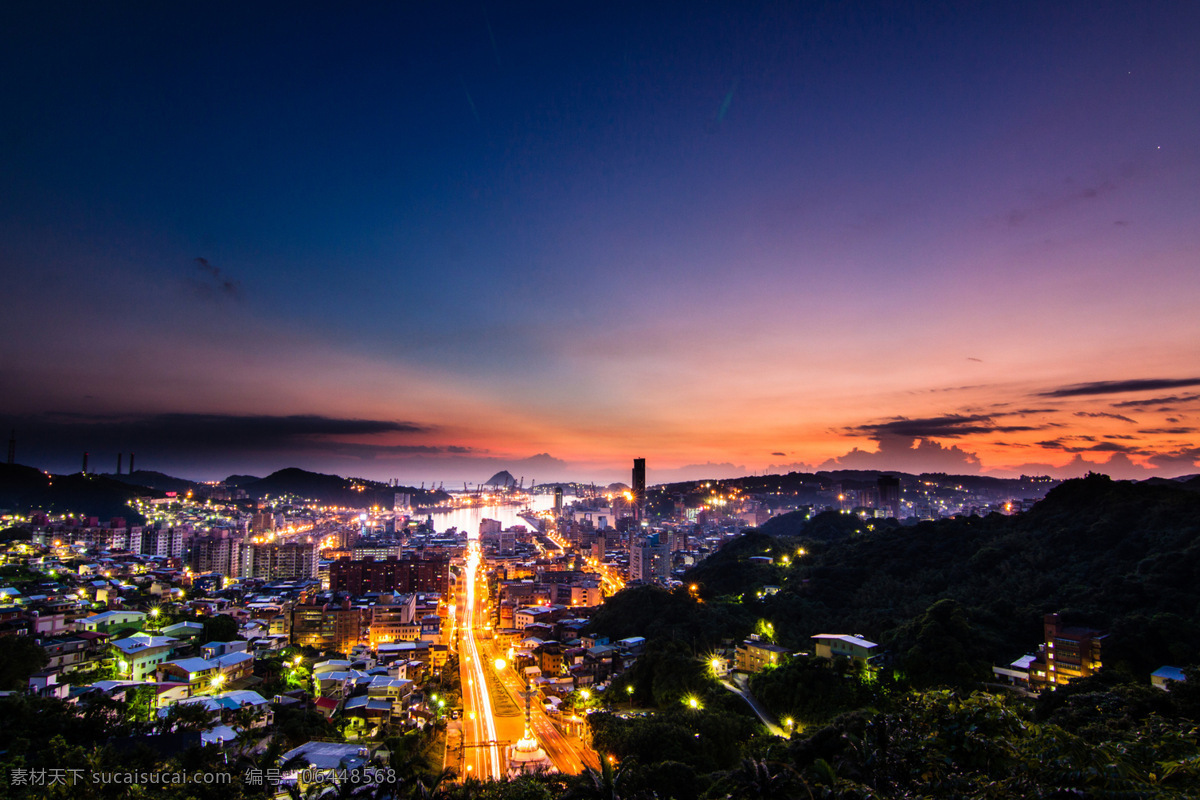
811 634 878 649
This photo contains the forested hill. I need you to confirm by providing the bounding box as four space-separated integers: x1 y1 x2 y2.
0 463 157 522
686 473 1200 677
239 468 451 508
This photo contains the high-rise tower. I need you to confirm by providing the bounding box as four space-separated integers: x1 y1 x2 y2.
632 458 646 522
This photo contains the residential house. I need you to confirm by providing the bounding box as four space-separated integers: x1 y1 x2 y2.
735 637 790 673
111 633 179 681
811 634 882 667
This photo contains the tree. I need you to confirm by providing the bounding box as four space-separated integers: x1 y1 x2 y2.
200 614 240 645
899 599 989 689
159 700 214 733
0 635 49 690
565 756 631 800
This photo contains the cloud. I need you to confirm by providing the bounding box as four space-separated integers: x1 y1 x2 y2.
7 412 435 466
770 451 786 457
192 257 241 299
845 414 1042 439
1146 448 1200 472
989 453 1155 481
1005 179 1117 227
3 413 585 483
652 462 752 484
1137 427 1196 435
1084 442 1142 453
1111 393 1200 409
766 461 819 475
1036 437 1145 455
818 437 982 474
1074 411 1136 423
1039 378 1200 398
1082 453 1154 480
967 357 983 362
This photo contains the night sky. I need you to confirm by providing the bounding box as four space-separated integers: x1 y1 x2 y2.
3 2 1199 484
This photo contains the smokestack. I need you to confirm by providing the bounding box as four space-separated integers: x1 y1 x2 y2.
117 453 123 475
129 453 135 474
6 429 13 465
82 452 89 475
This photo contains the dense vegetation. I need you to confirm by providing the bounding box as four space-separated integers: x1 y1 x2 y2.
565 475 1200 798
0 463 450 520
0 463 154 522
689 473 1200 678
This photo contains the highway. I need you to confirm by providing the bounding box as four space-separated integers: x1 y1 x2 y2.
484 637 599 774
453 535 600 780
458 541 503 780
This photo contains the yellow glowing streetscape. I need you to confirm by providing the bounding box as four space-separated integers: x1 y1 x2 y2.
462 539 502 780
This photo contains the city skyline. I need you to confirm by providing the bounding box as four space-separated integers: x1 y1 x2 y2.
3 2 1199 484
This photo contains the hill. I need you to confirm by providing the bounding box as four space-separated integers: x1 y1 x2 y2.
685 473 1200 677
240 468 450 508
0 463 155 522
483 470 517 488
106 469 201 494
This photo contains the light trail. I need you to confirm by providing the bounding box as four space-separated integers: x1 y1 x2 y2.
462 540 501 779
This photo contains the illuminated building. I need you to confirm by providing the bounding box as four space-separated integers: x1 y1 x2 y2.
629 533 669 583
244 541 317 580
877 476 901 518
110 633 180 681
1030 613 1106 686
811 633 881 667
188 532 245 576
368 592 419 647
139 526 187 559
329 555 449 596
734 636 790 673
291 597 366 654
632 458 646 521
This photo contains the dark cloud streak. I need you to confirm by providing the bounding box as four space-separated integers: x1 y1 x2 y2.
1074 411 1136 423
1039 378 1200 398
845 414 1043 439
193 257 240 299
1111 393 1200 408
7 412 437 464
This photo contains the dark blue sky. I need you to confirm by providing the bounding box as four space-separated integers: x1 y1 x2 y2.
3 2 1199 483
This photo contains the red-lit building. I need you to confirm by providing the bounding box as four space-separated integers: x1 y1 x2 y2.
1030 613 1107 687
329 556 449 596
